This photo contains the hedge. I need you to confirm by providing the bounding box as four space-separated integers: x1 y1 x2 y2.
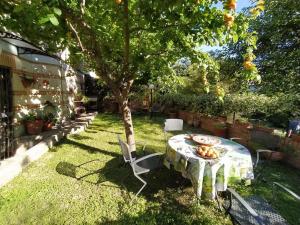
157 92 300 128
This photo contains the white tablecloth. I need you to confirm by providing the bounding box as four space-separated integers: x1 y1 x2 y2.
164 134 254 199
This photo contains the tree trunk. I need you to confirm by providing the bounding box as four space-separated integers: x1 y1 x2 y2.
119 0 136 151
119 98 136 152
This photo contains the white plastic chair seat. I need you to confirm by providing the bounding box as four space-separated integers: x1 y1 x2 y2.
164 119 183 132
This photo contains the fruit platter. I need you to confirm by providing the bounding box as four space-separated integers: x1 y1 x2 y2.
192 135 221 146
195 146 219 159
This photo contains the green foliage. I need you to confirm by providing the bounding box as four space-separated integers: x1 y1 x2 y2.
75 93 89 104
253 0 300 94
22 112 38 122
0 0 260 90
217 0 300 94
158 93 224 116
43 112 57 123
158 92 300 128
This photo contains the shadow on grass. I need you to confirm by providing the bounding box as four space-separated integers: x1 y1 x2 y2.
50 138 120 157
68 134 93 140
88 125 123 135
84 129 98 134
108 141 119 146
55 154 192 203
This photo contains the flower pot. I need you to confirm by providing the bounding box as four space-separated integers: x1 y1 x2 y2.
43 121 54 131
253 125 274 133
25 119 43 135
21 76 35 88
217 116 227 122
168 112 177 118
213 128 227 138
193 119 200 127
291 134 300 142
178 111 188 122
192 113 201 127
260 151 285 161
187 112 194 126
234 121 253 129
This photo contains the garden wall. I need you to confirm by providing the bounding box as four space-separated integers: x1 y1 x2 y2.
176 110 300 169
0 40 84 137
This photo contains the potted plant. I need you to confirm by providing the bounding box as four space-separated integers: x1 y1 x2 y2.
43 113 57 131
20 75 36 88
186 112 194 126
178 110 188 122
23 112 43 135
259 149 286 161
291 134 300 142
193 113 201 128
235 118 252 129
213 122 227 138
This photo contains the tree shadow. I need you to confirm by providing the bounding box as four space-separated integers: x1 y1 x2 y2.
87 124 123 135
50 138 120 157
108 141 119 146
68 134 93 140
55 155 191 202
84 129 99 134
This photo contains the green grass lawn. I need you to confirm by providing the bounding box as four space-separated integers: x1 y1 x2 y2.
0 114 299 225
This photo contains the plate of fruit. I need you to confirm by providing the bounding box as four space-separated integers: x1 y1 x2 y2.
195 146 219 159
192 135 221 146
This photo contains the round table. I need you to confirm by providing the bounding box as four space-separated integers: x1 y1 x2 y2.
164 134 254 199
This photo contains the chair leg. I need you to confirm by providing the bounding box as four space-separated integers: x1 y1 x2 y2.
134 173 147 196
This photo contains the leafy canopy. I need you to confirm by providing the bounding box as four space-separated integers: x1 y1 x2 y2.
215 0 299 94
1 0 262 97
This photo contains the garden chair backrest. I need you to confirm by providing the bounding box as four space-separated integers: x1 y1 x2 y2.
223 188 265 225
250 130 281 150
117 135 134 163
223 183 299 225
164 119 183 132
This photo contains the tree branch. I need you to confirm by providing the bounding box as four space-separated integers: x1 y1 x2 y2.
66 19 85 52
130 22 194 33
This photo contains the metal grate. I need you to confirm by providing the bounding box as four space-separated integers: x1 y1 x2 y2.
0 67 13 160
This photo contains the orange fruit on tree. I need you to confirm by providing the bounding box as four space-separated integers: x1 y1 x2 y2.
224 13 234 27
227 0 237 10
228 2 236 10
224 13 234 22
243 61 255 70
225 20 234 28
245 56 254 62
115 0 122 4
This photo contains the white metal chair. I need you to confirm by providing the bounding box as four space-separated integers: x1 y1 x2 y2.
164 119 183 151
230 137 279 182
117 136 163 196
230 137 273 168
222 182 300 225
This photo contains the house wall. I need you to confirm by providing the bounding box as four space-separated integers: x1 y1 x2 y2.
0 40 83 137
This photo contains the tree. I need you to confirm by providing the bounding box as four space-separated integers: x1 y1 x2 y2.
253 0 300 94
0 0 261 150
216 0 300 94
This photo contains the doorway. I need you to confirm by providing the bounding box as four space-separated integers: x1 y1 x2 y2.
0 67 13 159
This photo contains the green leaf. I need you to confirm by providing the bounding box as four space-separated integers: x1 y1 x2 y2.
38 17 49 24
53 7 62 16
232 33 239 43
49 16 59 26
13 5 23 13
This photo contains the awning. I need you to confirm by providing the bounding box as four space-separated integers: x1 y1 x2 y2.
0 31 61 61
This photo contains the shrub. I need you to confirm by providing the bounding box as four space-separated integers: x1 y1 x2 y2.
157 92 300 128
